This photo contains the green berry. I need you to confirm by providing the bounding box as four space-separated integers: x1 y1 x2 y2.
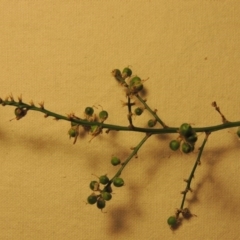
68 127 77 137
87 194 98 204
186 134 198 144
169 140 180 151
181 142 194 154
112 69 124 83
130 76 141 84
97 198 106 209
179 123 193 137
134 107 143 116
111 156 121 166
99 110 108 121
103 184 112 193
85 107 94 116
101 191 112 201
113 177 124 187
122 67 132 79
167 216 177 226
89 181 99 191
148 119 156 127
99 175 109 185
129 76 143 93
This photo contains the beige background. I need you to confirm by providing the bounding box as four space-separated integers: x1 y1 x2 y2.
1 1 240 239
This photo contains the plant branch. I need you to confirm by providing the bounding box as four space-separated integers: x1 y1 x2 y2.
1 99 240 134
178 132 210 213
135 94 168 128
104 133 151 191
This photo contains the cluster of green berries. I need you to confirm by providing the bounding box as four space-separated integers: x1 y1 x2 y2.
68 106 109 143
87 156 124 210
87 176 124 210
87 175 112 210
169 123 198 154
112 67 144 95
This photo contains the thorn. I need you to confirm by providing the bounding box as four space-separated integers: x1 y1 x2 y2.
29 100 35 106
121 100 128 107
18 94 22 103
44 114 49 118
9 93 14 101
67 113 74 119
39 101 44 109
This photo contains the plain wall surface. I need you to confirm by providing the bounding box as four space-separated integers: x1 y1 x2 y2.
0 1 240 239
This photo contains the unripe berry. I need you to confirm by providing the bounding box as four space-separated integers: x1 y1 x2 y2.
134 107 143 116
99 175 109 185
169 140 180 151
99 110 108 121
167 216 177 227
103 184 112 193
113 177 124 187
148 119 156 128
129 76 143 93
111 156 121 166
181 142 194 154
112 69 124 83
101 191 112 201
179 123 193 137
85 107 94 116
68 127 77 137
97 198 106 209
87 194 98 205
89 181 99 191
186 134 198 144
122 67 132 79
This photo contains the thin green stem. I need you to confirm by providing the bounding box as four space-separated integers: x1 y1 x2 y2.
2 100 240 134
104 133 151 191
179 132 210 211
135 94 168 128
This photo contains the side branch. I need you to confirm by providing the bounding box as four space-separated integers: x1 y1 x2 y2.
178 132 210 213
